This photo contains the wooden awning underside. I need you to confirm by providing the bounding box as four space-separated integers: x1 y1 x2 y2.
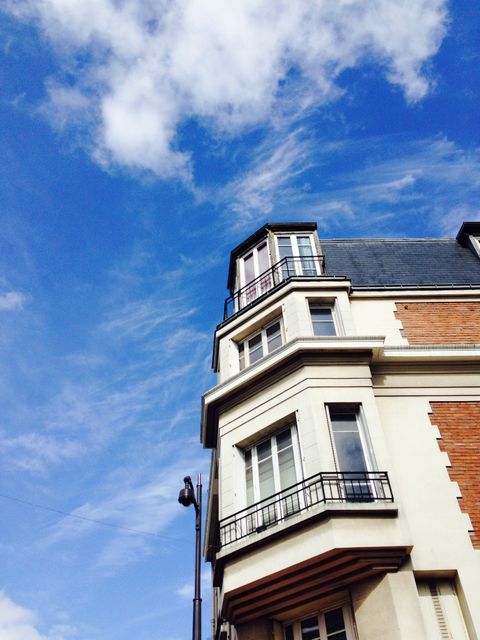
222 545 411 624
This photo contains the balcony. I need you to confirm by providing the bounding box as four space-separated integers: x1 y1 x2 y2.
224 255 326 320
219 471 394 549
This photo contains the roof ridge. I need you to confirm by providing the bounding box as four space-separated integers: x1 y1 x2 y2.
322 238 455 243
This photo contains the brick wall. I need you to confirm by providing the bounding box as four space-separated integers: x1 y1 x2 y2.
430 402 480 548
395 302 480 344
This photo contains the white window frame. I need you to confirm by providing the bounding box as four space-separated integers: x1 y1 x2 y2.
245 425 303 505
275 234 322 277
239 240 271 286
284 603 355 640
238 317 284 370
309 302 339 337
325 404 378 501
326 404 376 472
242 425 304 536
237 240 273 310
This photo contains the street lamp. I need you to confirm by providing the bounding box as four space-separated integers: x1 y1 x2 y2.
178 474 202 640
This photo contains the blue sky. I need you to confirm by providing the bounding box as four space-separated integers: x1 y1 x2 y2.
0 1 479 638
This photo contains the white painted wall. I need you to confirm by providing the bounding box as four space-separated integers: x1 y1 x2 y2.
208 285 480 639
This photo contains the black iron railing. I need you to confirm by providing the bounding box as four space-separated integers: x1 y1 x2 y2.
218 471 393 548
224 255 326 320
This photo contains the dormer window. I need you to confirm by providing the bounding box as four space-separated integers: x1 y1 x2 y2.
225 223 323 319
276 234 320 278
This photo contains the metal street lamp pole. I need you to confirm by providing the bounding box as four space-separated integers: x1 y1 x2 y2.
178 474 202 640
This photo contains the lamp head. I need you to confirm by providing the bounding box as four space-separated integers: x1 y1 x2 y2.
178 476 196 507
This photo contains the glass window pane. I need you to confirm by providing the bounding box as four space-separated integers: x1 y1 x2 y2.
301 616 320 640
325 608 345 634
278 447 296 489
278 236 295 278
278 236 292 250
267 333 282 352
312 321 336 336
258 457 275 499
332 431 367 471
311 307 332 319
266 322 282 352
276 428 292 450
257 439 271 461
311 306 336 336
245 465 254 505
330 411 359 432
257 243 270 273
297 236 313 254
298 236 316 275
248 333 263 363
244 253 255 284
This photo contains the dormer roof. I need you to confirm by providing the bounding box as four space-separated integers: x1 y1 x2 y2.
456 221 480 246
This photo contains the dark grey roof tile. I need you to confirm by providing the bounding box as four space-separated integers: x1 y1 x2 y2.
321 239 480 287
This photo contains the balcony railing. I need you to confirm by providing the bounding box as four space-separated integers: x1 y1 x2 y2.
224 255 326 320
218 471 393 548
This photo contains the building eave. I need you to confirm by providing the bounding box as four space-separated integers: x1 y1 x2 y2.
201 337 384 448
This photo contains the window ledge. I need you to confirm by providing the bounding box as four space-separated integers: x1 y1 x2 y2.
380 344 480 362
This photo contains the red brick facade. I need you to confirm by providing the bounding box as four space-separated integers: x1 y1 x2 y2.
395 302 480 344
430 401 480 548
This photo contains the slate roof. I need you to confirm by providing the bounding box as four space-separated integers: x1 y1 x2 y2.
321 239 480 288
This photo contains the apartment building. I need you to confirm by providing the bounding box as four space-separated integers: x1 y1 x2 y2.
200 221 480 640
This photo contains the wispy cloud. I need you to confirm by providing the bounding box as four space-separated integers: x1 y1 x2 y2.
0 245 213 570
0 290 25 311
220 135 480 236
214 128 313 228
0 432 85 473
312 137 480 235
48 450 208 569
5 0 447 177
439 205 480 236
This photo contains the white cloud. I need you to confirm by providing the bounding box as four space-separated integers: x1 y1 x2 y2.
216 128 313 228
6 0 447 177
0 592 52 640
0 291 25 311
